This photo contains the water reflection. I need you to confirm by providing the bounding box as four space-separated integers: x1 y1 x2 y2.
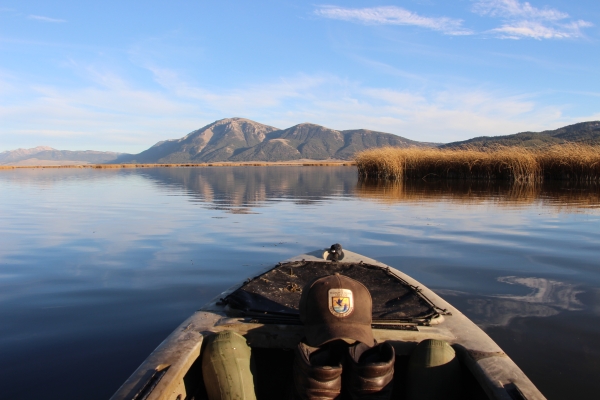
356 180 600 210
460 276 583 327
137 166 357 212
495 276 583 309
1 167 599 399
107 168 600 212
4 168 599 212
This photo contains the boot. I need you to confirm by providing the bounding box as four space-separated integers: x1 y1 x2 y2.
344 342 395 400
291 341 343 400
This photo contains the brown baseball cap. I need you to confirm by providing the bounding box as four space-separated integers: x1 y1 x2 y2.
299 273 375 347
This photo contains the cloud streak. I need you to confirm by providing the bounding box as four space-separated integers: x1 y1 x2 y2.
473 0 567 20
314 3 591 40
473 0 592 39
28 15 66 23
315 6 472 36
490 19 592 40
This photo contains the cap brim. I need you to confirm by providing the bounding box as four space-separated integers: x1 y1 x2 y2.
304 322 375 348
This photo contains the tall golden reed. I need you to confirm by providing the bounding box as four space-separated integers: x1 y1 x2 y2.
355 144 600 182
536 143 600 181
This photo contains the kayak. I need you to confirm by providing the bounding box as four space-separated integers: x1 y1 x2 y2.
111 249 545 400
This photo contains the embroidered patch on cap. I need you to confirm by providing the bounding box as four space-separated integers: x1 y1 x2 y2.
328 288 354 317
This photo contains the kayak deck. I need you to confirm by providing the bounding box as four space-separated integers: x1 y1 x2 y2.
224 259 444 326
111 249 545 400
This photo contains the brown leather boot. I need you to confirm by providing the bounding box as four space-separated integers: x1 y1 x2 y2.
344 342 395 400
291 341 343 400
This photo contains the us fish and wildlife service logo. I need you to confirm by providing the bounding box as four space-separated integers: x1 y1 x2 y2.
328 289 354 317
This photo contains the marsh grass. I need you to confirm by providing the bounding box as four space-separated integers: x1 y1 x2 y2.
537 144 600 181
356 144 600 182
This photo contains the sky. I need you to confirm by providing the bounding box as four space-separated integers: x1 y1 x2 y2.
1 0 599 153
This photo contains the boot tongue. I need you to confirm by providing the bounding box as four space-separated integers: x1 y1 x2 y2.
349 342 372 363
310 341 347 367
351 342 393 364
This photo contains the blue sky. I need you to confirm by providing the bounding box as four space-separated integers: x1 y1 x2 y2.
1 0 599 152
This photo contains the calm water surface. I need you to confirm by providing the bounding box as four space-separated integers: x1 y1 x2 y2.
1 167 599 399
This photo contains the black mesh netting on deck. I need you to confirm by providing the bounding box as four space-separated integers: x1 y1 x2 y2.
225 261 438 322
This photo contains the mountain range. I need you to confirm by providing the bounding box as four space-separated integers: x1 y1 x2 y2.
441 121 600 148
0 146 122 166
2 118 599 166
113 118 432 164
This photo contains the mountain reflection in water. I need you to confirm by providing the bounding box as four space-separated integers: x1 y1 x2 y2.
138 166 358 212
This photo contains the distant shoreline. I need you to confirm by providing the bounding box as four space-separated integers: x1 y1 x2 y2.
0 161 356 170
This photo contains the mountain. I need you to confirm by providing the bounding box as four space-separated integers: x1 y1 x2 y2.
114 118 279 164
114 118 433 163
0 146 125 166
441 121 600 149
0 146 54 164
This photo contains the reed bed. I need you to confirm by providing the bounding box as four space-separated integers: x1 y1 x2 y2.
355 144 600 182
537 144 600 181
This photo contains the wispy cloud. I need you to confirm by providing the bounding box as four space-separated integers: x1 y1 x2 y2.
28 15 66 23
490 19 592 40
473 0 592 39
315 6 473 36
473 0 567 20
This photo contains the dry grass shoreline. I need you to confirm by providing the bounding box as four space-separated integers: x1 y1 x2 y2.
0 161 356 170
356 144 600 182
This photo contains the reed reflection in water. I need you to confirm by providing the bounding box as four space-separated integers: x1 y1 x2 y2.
356 179 600 210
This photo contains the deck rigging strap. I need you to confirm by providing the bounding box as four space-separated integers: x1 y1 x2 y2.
224 261 444 325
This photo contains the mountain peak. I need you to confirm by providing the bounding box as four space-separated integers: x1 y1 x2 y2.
288 122 335 130
207 117 275 128
0 145 55 155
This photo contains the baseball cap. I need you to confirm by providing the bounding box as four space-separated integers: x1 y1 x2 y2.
299 273 375 347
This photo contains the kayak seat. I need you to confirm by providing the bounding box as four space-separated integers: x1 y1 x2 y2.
188 335 489 400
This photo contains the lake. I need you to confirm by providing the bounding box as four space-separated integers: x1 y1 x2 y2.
0 166 599 399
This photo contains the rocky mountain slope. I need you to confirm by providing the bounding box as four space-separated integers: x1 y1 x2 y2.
114 118 432 163
0 146 124 165
441 121 600 149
